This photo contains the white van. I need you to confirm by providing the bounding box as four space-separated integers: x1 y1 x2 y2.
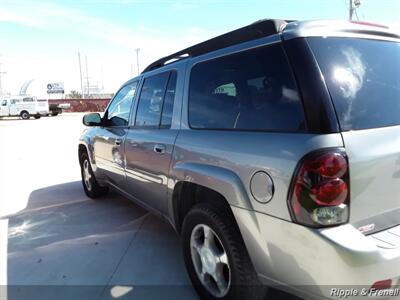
0 96 49 119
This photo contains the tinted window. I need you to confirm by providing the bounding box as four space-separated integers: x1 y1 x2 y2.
135 72 169 127
160 72 177 128
188 44 305 131
106 82 137 126
23 97 34 102
1 100 7 106
308 37 400 130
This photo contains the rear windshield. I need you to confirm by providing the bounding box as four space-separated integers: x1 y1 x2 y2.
307 37 400 131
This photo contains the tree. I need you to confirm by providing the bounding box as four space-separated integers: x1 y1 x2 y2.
66 90 82 99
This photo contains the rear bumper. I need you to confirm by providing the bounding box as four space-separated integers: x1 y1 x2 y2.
231 206 400 300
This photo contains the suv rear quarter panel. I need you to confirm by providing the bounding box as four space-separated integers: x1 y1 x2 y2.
170 130 344 220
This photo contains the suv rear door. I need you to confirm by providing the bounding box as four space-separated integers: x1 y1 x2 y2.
308 37 400 231
124 70 180 214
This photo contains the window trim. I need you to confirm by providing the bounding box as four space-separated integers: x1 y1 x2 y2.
186 42 308 133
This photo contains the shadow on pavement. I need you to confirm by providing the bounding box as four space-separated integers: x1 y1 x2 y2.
5 181 195 300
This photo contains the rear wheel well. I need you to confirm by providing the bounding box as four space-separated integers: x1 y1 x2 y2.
173 182 236 233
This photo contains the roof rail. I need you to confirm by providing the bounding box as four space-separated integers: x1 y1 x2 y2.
142 19 291 73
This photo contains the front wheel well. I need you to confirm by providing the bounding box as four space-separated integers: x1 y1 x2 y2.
78 144 88 165
172 182 236 233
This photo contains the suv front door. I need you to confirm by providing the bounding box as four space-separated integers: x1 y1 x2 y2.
124 71 179 214
93 81 138 186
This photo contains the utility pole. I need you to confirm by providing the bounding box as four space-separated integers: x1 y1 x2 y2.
85 55 90 98
78 52 84 98
349 0 361 21
349 0 354 20
135 48 140 75
0 55 6 96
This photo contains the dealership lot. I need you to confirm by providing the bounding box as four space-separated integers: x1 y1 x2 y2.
0 114 295 300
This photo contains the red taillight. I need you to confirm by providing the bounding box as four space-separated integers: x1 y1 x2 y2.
310 178 348 206
371 279 392 291
309 153 348 178
288 149 350 227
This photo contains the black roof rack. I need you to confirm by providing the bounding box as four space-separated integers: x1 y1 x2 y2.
142 19 291 73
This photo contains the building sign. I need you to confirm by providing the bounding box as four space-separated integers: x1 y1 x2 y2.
47 82 64 94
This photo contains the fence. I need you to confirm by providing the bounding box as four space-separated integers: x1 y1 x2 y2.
48 99 111 112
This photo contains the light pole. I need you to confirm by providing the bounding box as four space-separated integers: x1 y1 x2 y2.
135 48 140 75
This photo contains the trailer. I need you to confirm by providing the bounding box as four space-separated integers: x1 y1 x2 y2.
0 96 49 119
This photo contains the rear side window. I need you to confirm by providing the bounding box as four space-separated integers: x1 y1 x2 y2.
160 72 177 128
308 37 400 130
135 72 169 127
188 44 305 131
135 71 177 128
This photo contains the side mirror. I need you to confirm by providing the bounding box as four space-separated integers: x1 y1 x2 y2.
83 113 102 126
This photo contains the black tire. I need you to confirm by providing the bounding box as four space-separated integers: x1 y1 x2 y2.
34 115 41 119
20 111 30 120
182 203 267 300
80 151 108 198
51 112 59 116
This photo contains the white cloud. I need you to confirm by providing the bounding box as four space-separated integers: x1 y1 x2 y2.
0 10 43 28
0 2 219 96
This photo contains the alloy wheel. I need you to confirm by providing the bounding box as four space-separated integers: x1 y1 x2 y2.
190 224 231 298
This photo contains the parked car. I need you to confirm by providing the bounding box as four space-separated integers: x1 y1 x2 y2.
0 96 49 119
78 19 400 300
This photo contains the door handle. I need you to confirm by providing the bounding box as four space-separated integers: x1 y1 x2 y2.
115 138 123 146
153 144 166 154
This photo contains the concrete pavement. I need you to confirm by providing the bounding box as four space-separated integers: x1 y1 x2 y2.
0 114 196 300
0 114 298 300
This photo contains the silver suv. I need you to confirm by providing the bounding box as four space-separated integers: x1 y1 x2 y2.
78 19 400 300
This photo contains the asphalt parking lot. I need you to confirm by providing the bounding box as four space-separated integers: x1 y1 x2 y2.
0 114 298 300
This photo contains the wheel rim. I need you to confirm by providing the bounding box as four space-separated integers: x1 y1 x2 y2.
190 224 231 298
22 113 28 119
83 159 92 191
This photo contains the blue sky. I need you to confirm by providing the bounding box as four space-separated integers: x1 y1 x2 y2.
0 0 399 96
